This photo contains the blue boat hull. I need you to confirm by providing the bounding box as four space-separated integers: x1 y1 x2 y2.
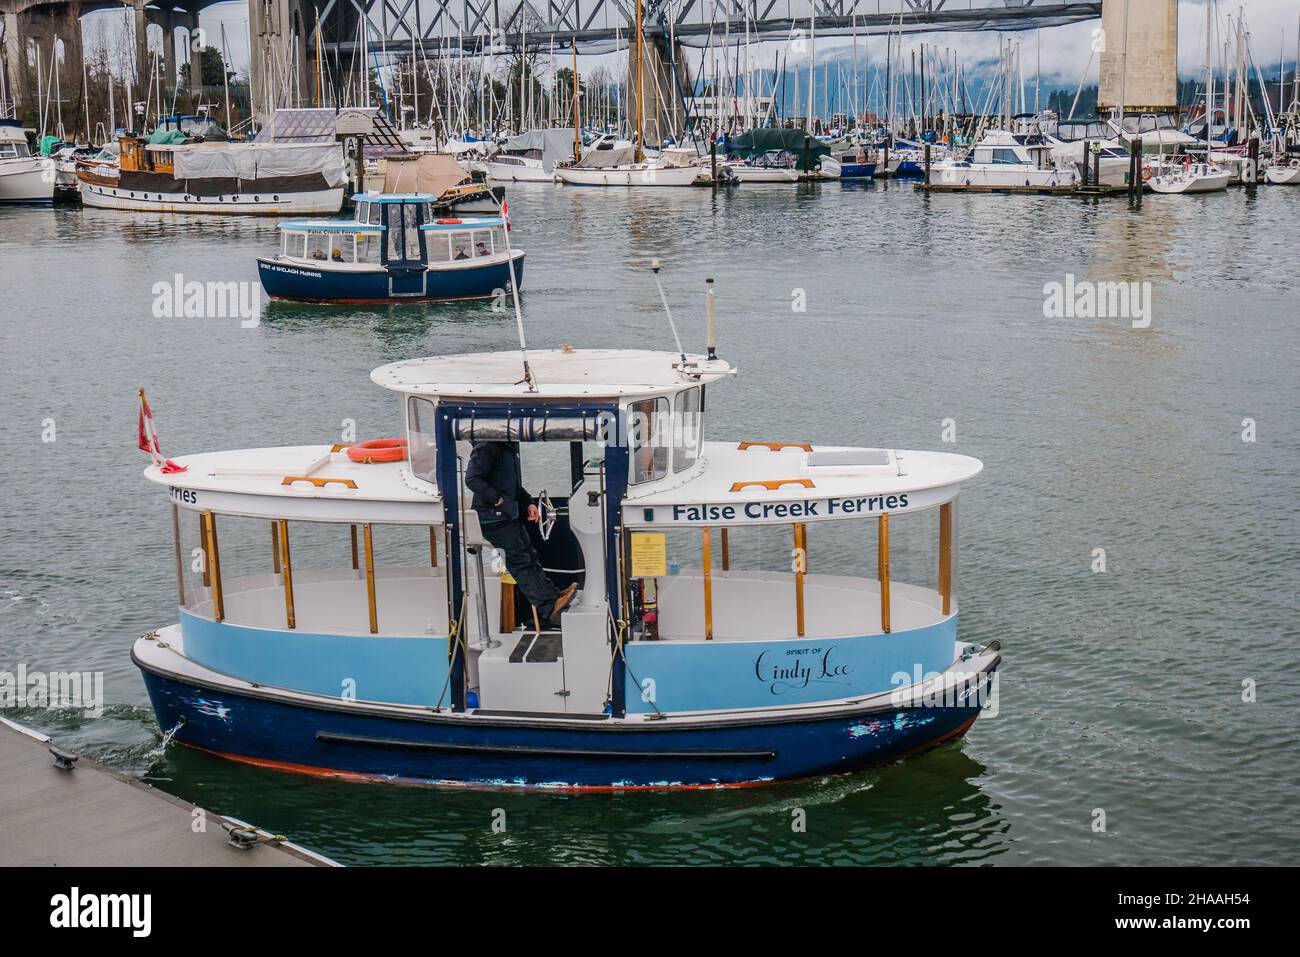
839 162 877 179
138 657 995 789
256 255 523 304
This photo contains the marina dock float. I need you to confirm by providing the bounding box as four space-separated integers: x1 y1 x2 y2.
0 717 337 867
916 181 1131 197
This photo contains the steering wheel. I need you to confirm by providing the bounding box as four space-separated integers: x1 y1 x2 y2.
536 489 558 542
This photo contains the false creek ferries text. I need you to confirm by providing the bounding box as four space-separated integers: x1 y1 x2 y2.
667 494 909 523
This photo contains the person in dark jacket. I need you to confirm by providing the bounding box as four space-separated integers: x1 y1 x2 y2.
465 441 576 627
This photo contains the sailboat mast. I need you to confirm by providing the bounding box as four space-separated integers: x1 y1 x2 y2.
573 42 581 161
635 0 644 161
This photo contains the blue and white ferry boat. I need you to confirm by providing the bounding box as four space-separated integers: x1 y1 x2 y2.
257 193 524 304
133 345 998 789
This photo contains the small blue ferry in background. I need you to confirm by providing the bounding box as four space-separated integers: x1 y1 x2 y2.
257 193 524 304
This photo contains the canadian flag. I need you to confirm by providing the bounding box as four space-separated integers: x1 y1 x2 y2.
501 198 510 232
137 389 187 474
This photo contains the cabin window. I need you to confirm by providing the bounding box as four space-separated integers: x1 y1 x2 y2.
356 201 369 223
672 387 701 473
386 205 402 260
403 204 421 261
307 231 331 261
283 231 307 260
355 234 378 264
426 234 451 263
0 142 25 159
990 149 1020 164
407 396 437 484
629 397 670 485
451 234 473 261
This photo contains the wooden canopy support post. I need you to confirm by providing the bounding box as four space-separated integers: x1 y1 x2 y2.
350 524 359 571
199 516 210 588
363 523 378 634
171 504 185 607
271 521 281 575
794 522 807 638
939 501 953 615
202 511 224 622
278 519 295 629
720 527 730 571
500 578 516 633
429 527 439 567
878 513 891 634
702 526 714 640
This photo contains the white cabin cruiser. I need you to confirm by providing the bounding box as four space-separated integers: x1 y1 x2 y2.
930 130 1078 190
485 129 575 183
0 120 54 205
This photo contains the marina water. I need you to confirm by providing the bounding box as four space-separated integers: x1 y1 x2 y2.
1 181 1297 865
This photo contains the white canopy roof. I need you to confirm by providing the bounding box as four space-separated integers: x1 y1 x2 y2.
624 443 983 526
372 349 736 399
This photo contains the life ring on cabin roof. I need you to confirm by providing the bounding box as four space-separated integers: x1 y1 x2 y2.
1290 158 1300 169
436 218 462 225
1140 165 1154 182
345 438 409 464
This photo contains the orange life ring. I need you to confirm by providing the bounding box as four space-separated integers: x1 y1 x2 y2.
345 438 409 464
1140 165 1153 182
436 218 462 225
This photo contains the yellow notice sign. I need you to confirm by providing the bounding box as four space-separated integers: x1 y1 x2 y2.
629 532 668 579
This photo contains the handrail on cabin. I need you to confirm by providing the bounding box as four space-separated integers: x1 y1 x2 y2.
729 478 815 492
737 441 813 452
281 476 358 489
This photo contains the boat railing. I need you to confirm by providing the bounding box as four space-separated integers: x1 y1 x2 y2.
631 503 956 643
175 511 461 638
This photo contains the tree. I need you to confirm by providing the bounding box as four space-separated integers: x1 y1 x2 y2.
179 47 233 93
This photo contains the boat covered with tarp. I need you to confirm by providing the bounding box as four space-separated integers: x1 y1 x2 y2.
725 129 829 171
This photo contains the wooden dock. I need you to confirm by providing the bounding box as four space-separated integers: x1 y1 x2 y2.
916 181 1132 197
0 717 337 867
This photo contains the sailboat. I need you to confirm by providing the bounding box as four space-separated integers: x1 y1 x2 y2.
554 0 699 188
1149 2 1229 195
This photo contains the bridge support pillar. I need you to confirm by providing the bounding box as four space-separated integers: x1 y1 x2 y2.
1097 0 1177 114
131 0 146 99
1 5 26 115
630 27 690 145
250 0 309 125
158 6 175 95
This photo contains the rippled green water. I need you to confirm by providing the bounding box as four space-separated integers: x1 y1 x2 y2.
2 181 1297 865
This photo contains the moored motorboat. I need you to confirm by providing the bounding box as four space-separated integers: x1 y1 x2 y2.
0 119 55 205
132 315 999 789
929 130 1078 191
257 194 523 303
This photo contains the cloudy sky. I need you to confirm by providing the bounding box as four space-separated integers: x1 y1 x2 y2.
86 0 1300 88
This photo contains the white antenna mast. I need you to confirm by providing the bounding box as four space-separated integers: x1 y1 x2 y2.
494 198 535 391
649 259 686 366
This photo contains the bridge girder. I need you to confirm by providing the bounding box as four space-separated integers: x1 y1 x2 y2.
315 1 1103 56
